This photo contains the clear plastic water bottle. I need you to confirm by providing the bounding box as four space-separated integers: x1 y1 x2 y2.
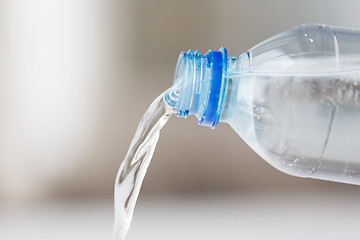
165 24 360 185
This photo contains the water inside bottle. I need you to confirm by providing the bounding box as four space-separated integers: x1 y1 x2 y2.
112 93 173 240
228 70 360 184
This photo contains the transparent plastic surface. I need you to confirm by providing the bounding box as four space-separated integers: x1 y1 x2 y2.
222 24 360 184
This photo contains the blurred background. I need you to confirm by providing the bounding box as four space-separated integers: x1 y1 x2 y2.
1 0 360 239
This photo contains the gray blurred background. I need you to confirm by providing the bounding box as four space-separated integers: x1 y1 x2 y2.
1 1 360 239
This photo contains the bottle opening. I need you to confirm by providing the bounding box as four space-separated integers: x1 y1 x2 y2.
165 47 228 128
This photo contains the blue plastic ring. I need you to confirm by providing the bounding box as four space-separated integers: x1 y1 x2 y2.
200 50 223 126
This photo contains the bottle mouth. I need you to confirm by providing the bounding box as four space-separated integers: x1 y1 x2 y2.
165 47 228 128
164 51 191 116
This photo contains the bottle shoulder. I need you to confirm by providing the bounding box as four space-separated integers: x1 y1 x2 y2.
228 24 360 76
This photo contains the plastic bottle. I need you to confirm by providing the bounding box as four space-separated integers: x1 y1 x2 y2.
164 24 360 185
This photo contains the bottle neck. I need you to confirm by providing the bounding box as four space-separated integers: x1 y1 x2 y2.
164 47 228 128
